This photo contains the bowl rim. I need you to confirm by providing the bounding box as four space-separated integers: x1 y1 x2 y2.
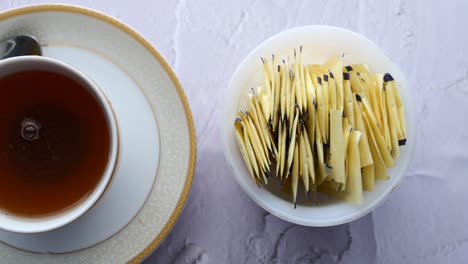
222 25 415 226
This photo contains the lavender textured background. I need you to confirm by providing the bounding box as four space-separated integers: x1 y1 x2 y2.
1 1 466 263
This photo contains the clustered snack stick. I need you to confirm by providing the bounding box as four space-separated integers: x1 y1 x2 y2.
234 48 407 206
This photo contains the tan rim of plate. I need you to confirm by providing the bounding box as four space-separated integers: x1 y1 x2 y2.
0 4 196 263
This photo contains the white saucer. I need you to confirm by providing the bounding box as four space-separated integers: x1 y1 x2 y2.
1 44 160 252
0 4 195 263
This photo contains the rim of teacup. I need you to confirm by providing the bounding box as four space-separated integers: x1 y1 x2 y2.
0 55 119 233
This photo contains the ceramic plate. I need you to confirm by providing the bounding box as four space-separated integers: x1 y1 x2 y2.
0 4 195 263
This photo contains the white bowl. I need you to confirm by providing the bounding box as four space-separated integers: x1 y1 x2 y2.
222 25 415 226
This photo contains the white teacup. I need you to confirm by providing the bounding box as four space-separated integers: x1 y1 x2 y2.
0 56 118 233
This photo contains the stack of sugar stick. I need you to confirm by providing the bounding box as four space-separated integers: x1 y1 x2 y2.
234 48 406 206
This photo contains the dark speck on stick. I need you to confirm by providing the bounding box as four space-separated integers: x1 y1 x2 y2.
343 72 350 80
398 139 407 146
384 73 394 82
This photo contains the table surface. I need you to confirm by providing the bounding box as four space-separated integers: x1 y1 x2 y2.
1 1 465 263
